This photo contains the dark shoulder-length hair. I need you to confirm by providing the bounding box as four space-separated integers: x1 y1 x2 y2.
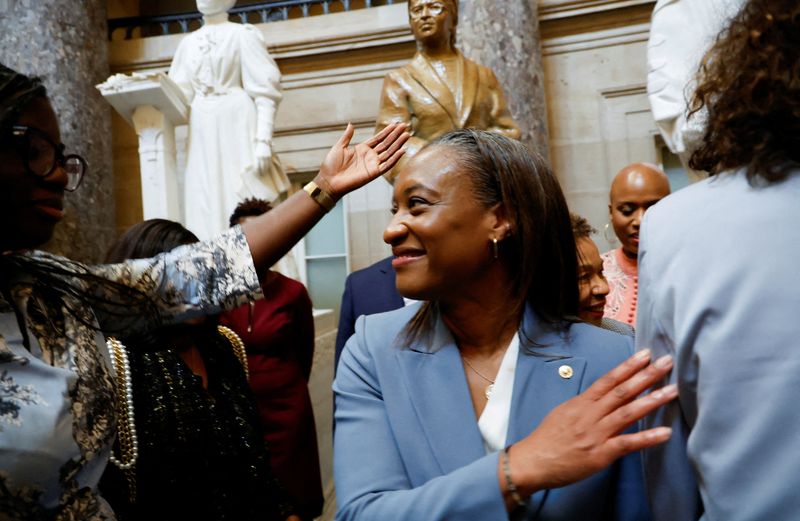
106 219 199 263
688 0 800 183
402 129 579 346
105 219 215 344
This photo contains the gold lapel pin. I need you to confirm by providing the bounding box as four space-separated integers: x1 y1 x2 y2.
558 365 573 379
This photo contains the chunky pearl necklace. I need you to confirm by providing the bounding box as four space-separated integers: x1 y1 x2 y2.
106 337 139 471
102 327 247 504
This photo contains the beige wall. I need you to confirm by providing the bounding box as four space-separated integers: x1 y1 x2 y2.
540 0 658 252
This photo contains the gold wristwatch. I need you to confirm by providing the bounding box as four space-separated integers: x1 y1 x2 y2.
303 181 337 212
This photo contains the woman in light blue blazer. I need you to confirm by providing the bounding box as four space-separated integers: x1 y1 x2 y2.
334 129 677 520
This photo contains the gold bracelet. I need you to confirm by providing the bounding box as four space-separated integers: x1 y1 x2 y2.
303 181 337 212
503 445 526 508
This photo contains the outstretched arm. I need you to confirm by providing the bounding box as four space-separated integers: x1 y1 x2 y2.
242 123 408 269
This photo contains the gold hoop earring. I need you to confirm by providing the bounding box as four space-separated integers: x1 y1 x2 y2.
492 237 499 259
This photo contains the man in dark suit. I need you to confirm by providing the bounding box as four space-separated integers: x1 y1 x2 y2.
335 256 405 373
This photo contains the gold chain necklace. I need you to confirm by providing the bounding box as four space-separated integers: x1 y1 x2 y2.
461 356 496 400
217 325 249 380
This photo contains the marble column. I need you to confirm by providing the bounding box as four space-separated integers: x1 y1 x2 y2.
457 0 549 159
0 0 115 262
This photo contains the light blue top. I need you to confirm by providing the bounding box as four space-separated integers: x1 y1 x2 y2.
334 302 652 520
637 168 800 520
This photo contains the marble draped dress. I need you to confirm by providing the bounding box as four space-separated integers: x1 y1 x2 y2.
170 21 288 241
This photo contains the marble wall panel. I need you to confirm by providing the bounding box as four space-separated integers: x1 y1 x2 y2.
542 20 657 253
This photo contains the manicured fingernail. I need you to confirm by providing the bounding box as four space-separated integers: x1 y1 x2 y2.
648 427 672 439
654 354 673 368
635 348 651 361
653 384 678 399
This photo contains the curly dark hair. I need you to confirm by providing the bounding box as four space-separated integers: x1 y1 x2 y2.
688 0 800 183
228 198 273 227
570 213 596 240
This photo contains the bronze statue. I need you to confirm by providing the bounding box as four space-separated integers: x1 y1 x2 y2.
376 0 521 182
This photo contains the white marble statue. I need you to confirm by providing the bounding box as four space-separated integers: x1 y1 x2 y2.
169 0 289 241
646 0 745 173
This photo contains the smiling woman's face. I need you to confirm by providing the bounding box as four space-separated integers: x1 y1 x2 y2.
383 146 498 302
576 237 609 326
0 96 69 251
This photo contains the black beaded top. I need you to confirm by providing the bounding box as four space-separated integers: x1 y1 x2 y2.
99 326 296 521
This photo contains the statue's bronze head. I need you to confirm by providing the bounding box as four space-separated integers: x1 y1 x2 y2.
408 0 458 49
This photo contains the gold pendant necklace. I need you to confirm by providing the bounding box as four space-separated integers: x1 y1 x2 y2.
461 356 496 400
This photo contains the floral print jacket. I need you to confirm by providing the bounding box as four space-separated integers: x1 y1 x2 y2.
0 228 261 520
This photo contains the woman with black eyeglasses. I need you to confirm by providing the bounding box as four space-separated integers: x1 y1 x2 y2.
0 62 409 520
9 125 87 191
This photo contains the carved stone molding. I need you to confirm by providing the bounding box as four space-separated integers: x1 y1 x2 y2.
539 0 655 20
108 3 411 73
539 0 654 55
598 83 647 99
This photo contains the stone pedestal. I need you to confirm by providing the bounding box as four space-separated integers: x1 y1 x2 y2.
97 72 188 222
457 0 549 159
0 0 115 262
131 106 182 221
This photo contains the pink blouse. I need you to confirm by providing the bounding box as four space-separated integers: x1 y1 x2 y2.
601 247 639 326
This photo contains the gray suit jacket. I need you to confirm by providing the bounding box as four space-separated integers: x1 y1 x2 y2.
334 303 652 520
637 168 800 520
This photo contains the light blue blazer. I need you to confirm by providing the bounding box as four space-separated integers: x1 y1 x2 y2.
334 302 652 520
637 169 800 521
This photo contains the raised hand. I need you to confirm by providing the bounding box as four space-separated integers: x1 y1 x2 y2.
315 122 409 199
505 349 677 498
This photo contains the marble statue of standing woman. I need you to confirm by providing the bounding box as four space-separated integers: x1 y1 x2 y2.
170 0 289 241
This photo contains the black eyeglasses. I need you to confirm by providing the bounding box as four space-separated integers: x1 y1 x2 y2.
10 125 87 191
